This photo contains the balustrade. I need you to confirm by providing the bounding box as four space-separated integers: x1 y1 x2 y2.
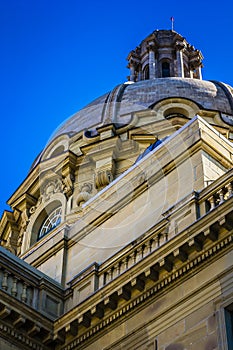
100 230 166 287
0 267 34 308
99 174 233 288
206 182 233 212
0 247 63 318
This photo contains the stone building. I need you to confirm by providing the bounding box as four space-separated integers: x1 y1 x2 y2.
0 29 233 350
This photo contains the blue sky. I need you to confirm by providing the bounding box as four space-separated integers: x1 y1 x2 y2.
0 0 233 215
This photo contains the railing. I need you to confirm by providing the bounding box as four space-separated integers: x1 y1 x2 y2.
0 247 64 319
199 168 233 216
98 221 168 288
0 269 34 305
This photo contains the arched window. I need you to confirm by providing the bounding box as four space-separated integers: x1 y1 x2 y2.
38 206 62 240
162 62 170 77
144 65 149 80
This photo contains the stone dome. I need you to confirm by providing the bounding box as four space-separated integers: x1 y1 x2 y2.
34 29 233 168
52 78 233 139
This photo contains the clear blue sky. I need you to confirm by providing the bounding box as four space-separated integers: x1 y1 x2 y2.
0 0 233 215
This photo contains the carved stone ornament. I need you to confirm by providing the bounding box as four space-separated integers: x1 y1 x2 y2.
29 178 63 216
43 178 63 201
62 174 74 198
76 183 92 207
16 209 30 255
20 208 30 231
95 170 113 189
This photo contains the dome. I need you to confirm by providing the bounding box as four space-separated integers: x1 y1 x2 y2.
34 29 233 168
53 78 233 139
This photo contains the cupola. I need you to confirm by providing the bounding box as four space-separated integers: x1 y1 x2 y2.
127 30 203 81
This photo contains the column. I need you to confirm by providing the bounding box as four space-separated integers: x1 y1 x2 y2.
196 65 202 80
149 48 156 79
176 49 184 77
129 63 136 82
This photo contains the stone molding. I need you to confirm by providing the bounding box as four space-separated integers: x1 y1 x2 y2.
53 196 233 347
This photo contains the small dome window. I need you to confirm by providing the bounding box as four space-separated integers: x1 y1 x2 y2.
162 62 170 77
50 145 65 158
38 207 62 240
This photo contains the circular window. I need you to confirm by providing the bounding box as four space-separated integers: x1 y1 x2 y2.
38 207 62 240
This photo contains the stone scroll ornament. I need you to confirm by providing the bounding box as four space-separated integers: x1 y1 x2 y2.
95 169 113 189
76 183 93 207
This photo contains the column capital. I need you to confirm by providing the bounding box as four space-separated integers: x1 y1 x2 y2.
175 40 185 51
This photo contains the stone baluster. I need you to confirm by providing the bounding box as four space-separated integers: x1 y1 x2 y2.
112 265 117 279
148 239 155 252
11 277 18 297
156 234 161 247
103 272 108 285
128 254 134 268
143 242 149 257
226 183 233 197
124 257 129 270
207 195 215 210
2 271 8 291
134 250 140 264
21 282 28 303
217 188 225 204
138 246 143 259
110 267 115 280
117 262 122 276
120 258 126 274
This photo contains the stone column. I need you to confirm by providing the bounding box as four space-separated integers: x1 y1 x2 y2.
176 49 184 77
196 65 202 80
175 42 185 77
149 47 156 79
129 63 136 82
137 70 142 81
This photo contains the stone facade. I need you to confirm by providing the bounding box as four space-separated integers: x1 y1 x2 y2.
0 29 233 350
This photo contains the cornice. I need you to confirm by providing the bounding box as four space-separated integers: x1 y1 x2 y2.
53 199 233 348
0 291 54 350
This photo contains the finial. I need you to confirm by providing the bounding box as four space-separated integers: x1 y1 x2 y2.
170 16 175 31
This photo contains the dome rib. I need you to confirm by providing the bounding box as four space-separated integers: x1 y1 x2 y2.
210 80 233 114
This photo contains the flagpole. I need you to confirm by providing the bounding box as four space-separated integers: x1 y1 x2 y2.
170 17 174 31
